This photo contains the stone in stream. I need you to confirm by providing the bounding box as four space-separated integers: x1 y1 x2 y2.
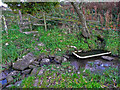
31 61 40 66
63 55 69 59
13 53 36 70
0 72 7 80
22 69 31 74
14 80 22 86
36 54 47 62
54 56 62 64
62 57 67 62
8 71 20 77
6 76 13 83
40 58 50 65
29 65 37 69
101 56 114 61
94 60 102 66
30 68 38 76
6 84 13 88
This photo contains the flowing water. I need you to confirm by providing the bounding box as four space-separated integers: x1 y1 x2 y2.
69 55 119 74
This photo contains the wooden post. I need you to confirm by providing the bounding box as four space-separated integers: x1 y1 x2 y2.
19 10 23 32
28 15 32 31
2 15 8 34
43 12 47 31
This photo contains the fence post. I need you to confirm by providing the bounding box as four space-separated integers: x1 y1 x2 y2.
28 14 32 31
2 15 8 34
18 10 23 32
43 12 47 31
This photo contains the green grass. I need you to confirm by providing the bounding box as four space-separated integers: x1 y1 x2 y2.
2 26 91 64
9 62 119 88
2 24 119 64
1 23 119 88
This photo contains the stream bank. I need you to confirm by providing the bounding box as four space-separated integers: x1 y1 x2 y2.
0 52 119 88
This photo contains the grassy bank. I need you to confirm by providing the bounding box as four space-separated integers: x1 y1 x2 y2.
2 25 119 88
2 25 119 65
2 26 94 64
8 62 119 88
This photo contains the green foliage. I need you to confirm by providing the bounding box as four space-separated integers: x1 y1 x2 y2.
5 2 59 15
21 76 35 88
18 63 119 88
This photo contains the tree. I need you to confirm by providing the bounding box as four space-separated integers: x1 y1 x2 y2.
71 2 91 38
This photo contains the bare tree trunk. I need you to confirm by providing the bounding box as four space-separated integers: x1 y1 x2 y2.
71 2 91 38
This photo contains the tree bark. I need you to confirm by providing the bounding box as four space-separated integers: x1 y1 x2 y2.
71 2 91 38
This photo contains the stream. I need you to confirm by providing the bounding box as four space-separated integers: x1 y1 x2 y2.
69 55 119 75
0 54 119 88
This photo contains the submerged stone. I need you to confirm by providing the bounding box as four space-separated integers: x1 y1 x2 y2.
8 71 20 77
40 58 50 65
6 76 13 83
101 56 114 61
22 69 31 74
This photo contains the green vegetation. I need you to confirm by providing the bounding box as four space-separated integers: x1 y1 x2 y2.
1 13 119 88
9 62 119 88
2 23 119 64
5 2 59 15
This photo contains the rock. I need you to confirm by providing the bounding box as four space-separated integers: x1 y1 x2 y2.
36 54 47 62
0 72 6 80
6 84 13 88
22 69 31 74
14 80 22 86
30 68 38 76
6 76 13 83
101 56 114 61
31 61 40 66
40 58 50 65
94 60 102 66
63 55 69 59
38 43 44 47
8 71 20 76
34 78 39 87
29 65 36 69
54 56 62 64
13 53 36 70
38 69 44 75
22 53 35 61
62 57 67 62
112 54 119 57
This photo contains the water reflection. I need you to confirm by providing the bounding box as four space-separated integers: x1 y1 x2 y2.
0 79 7 85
